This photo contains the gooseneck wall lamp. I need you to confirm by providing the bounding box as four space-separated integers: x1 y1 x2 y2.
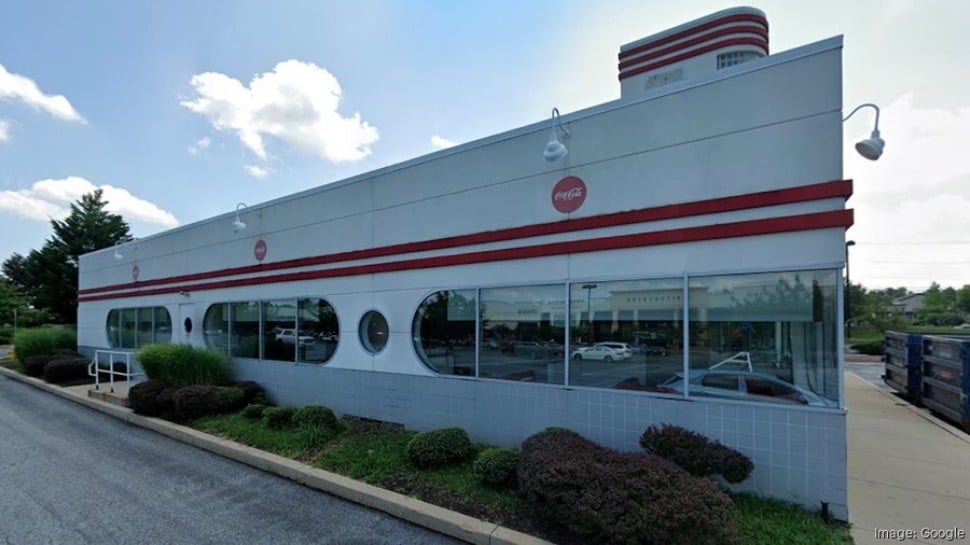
543 107 570 162
113 241 124 261
843 103 884 161
232 203 249 233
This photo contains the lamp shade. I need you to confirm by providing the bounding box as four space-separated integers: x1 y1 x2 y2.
544 131 568 162
855 130 884 161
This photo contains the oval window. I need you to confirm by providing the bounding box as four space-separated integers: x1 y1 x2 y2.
359 310 388 354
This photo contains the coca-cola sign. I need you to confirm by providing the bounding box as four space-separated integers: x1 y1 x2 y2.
254 239 267 262
551 176 587 213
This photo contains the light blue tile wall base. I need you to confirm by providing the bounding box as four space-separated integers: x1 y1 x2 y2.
239 359 848 520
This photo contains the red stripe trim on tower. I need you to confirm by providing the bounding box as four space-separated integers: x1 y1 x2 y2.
78 179 852 297
619 13 768 61
78 209 853 303
619 37 769 81
618 25 769 70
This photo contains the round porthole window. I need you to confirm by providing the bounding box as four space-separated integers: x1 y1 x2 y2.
359 310 389 354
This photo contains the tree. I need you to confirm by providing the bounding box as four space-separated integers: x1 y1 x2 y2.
1 253 32 293
956 285 970 315
20 190 132 324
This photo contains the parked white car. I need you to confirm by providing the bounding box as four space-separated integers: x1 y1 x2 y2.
275 328 315 345
571 342 633 362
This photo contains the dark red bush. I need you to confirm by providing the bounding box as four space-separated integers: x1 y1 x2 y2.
171 385 220 421
233 380 269 405
639 424 753 483
23 355 52 377
519 428 737 545
42 357 90 384
128 379 177 418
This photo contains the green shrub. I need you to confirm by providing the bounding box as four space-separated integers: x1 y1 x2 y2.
640 424 754 483
854 340 885 356
42 357 90 384
171 385 219 421
472 447 519 487
23 355 52 377
128 379 177 418
0 326 14 344
406 427 473 468
14 328 76 364
213 386 246 413
242 403 267 419
137 344 229 387
264 406 297 429
518 428 737 545
293 405 338 429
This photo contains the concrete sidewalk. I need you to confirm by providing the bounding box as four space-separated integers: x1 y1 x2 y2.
846 370 970 545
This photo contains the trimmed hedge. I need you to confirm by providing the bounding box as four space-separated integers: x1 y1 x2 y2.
406 427 473 468
23 355 52 378
42 356 90 384
472 447 519 487
171 385 246 421
13 328 76 364
128 379 177 418
639 424 753 483
518 428 737 545
242 403 267 419
137 344 229 387
854 340 885 356
264 406 297 430
234 380 270 406
293 405 338 430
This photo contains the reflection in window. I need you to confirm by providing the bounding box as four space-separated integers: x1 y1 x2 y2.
106 307 172 349
359 310 388 354
106 309 121 348
413 290 477 375
231 302 260 358
299 298 339 363
155 307 172 344
687 270 838 406
568 279 683 391
480 285 565 384
263 300 297 362
203 303 229 356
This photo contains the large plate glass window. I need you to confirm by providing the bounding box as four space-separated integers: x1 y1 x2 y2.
154 307 172 344
120 308 137 349
359 310 389 354
106 309 121 348
412 290 477 375
263 300 298 362
231 302 260 358
682 270 839 407
203 303 230 355
480 285 565 384
568 278 683 390
298 298 339 363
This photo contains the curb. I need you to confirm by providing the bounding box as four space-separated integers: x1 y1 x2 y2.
0 367 553 545
845 371 970 445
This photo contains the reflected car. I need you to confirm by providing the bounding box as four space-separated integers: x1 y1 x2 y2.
656 370 835 407
571 342 633 362
274 328 315 346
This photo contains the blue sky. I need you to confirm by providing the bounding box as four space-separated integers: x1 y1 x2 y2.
1 0 967 290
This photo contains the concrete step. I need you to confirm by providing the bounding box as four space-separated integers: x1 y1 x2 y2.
86 380 136 408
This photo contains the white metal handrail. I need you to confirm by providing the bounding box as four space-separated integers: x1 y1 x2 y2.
89 350 144 393
709 351 754 372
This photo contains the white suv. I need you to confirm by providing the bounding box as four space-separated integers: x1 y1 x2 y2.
274 328 315 345
571 342 633 362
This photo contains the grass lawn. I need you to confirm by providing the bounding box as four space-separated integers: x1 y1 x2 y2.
194 412 853 545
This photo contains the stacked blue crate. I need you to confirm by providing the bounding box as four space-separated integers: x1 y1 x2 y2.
883 331 923 404
921 335 970 432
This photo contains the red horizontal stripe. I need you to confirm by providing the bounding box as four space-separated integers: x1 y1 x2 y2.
79 179 852 297
619 25 769 70
78 209 853 303
619 37 769 81
619 13 767 61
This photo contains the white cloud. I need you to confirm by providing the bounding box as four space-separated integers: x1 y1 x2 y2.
0 63 84 123
430 135 457 149
0 176 179 228
0 119 9 142
186 136 211 155
243 164 272 179
846 93 970 289
180 59 379 162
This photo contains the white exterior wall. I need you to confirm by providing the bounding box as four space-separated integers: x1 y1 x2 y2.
77 36 850 518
